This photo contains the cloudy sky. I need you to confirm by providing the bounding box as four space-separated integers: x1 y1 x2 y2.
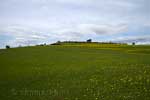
0 0 150 48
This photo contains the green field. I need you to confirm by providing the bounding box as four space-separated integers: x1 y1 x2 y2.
0 44 150 100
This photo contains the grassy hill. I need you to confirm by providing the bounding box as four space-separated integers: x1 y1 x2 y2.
0 44 150 100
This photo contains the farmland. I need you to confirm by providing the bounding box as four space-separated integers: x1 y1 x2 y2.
0 44 150 100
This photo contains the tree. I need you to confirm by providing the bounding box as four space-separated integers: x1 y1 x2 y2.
87 39 92 43
6 45 10 49
132 42 135 45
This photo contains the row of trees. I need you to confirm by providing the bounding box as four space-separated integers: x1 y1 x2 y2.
5 42 136 49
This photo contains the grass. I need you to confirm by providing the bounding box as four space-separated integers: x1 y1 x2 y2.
0 44 150 100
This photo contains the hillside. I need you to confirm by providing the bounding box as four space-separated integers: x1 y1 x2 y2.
0 44 150 100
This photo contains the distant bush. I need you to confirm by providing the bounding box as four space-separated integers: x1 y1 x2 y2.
51 43 61 45
6 45 10 49
44 43 46 46
40 44 44 46
51 41 61 45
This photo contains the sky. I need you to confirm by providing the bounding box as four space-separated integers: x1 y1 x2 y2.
0 0 150 48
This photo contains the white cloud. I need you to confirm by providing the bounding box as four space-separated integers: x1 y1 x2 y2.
112 35 150 44
0 0 149 48
77 24 128 35
0 23 128 47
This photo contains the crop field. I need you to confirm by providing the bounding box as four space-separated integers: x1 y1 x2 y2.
0 44 150 100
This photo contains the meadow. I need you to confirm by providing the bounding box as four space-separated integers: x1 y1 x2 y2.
0 44 150 100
